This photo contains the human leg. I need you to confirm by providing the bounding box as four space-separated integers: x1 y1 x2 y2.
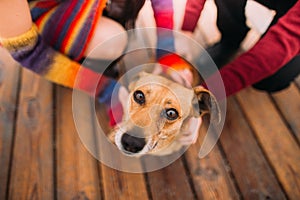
251 0 299 92
81 16 128 79
215 0 249 46
84 16 128 60
205 0 249 68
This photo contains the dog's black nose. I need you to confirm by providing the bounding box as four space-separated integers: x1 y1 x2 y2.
121 133 146 154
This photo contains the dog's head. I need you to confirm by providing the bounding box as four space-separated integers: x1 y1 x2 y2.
111 72 220 156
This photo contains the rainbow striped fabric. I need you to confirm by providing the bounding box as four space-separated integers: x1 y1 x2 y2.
0 0 179 127
29 0 107 61
0 24 111 96
0 0 111 96
150 0 175 58
0 0 177 97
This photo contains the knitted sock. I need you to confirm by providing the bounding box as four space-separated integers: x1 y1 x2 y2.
1 24 123 127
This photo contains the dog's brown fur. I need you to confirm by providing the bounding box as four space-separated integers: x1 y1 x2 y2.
110 71 220 156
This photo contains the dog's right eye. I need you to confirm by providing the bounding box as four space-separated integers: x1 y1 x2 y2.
133 90 145 105
163 108 179 121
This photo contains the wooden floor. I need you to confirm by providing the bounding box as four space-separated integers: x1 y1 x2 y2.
1 44 300 200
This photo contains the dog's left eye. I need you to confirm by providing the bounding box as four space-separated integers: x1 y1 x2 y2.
163 108 179 120
133 90 145 105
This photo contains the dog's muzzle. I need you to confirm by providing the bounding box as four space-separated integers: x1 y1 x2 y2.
116 126 149 155
121 133 146 154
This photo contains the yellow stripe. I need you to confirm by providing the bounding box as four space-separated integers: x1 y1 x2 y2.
36 7 57 33
64 0 107 53
28 2 38 9
0 25 38 52
44 53 79 88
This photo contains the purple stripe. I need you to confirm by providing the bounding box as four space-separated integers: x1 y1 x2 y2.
151 0 173 13
68 0 100 60
69 10 97 60
55 0 84 52
39 2 69 47
12 36 55 74
31 8 51 21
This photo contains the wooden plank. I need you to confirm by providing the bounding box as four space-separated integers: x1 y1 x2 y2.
236 88 300 199
0 49 20 200
146 158 195 200
94 105 149 200
55 86 102 200
8 69 54 199
99 150 150 200
220 97 286 199
100 153 149 200
184 118 240 200
101 166 149 200
185 147 240 200
271 84 300 143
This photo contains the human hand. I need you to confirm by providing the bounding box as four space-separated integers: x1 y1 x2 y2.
180 30 194 38
155 53 194 87
178 117 202 145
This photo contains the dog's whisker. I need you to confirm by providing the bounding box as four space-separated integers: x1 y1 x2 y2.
152 141 158 149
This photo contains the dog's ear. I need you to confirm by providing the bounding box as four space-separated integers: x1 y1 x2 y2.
192 86 221 124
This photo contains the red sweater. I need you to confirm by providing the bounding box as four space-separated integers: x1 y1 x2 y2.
182 0 300 96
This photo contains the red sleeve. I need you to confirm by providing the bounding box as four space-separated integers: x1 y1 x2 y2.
151 0 174 29
218 0 300 96
181 0 206 32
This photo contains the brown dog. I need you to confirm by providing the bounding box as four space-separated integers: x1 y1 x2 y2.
110 71 221 156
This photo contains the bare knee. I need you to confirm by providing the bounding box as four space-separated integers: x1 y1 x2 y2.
84 17 127 60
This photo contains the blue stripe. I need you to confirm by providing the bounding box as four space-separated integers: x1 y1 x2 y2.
69 1 100 60
55 0 84 52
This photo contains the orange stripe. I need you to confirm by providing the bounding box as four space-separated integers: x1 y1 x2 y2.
78 0 107 59
35 7 57 31
60 1 89 53
62 1 105 52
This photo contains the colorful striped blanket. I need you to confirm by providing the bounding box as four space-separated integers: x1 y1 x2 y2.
30 0 106 61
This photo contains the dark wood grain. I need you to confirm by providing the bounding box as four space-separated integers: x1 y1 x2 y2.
271 83 300 143
101 166 149 200
8 69 54 199
236 88 300 199
220 97 286 199
94 104 149 200
147 158 195 200
184 118 240 200
0 49 20 200
55 86 102 200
